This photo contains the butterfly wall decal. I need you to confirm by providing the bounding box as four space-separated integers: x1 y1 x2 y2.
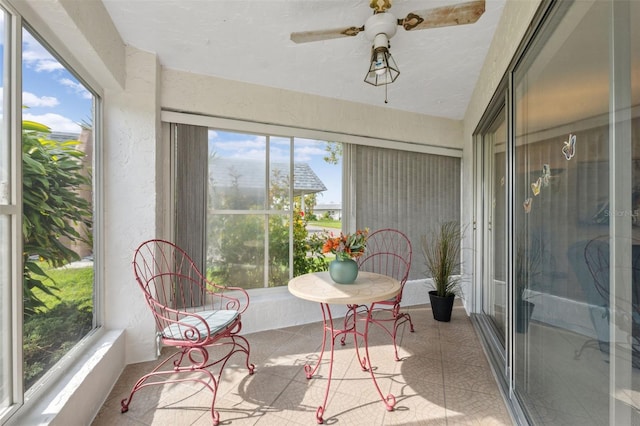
562 134 576 160
541 164 551 186
531 177 542 196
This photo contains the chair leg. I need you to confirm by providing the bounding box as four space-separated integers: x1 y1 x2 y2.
121 336 254 426
362 308 414 362
201 332 255 374
120 349 222 425
406 312 415 333
390 312 414 361
229 334 256 374
574 339 608 361
340 305 356 345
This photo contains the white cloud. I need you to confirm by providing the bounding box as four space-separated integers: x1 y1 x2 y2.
211 136 266 153
23 32 63 73
23 112 81 134
234 148 268 161
59 78 92 100
210 134 330 163
34 59 64 72
23 91 59 108
268 147 290 163
294 143 325 162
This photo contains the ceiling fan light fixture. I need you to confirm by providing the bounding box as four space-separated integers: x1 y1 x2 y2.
364 34 399 86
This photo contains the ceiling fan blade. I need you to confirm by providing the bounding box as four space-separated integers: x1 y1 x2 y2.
290 26 364 44
400 0 485 31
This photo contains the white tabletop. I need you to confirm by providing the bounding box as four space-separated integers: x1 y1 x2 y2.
288 271 401 305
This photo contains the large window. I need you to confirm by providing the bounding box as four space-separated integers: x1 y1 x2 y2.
174 125 341 289
0 6 12 417
172 121 463 290
0 7 98 419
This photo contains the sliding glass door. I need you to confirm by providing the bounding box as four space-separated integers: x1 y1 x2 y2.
481 109 507 346
511 1 638 423
475 1 640 424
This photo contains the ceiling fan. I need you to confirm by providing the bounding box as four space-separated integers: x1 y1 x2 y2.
290 0 486 89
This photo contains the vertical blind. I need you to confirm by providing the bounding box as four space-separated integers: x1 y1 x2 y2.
174 123 208 306
352 145 461 280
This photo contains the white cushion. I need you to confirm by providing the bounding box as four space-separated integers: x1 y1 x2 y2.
162 309 239 341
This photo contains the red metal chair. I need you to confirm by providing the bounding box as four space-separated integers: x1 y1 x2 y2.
121 239 255 425
344 228 414 361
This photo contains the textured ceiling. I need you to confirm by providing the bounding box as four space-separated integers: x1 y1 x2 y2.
102 0 506 120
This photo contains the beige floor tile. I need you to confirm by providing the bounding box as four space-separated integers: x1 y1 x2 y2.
440 340 489 368
92 304 514 426
92 407 149 426
443 361 503 396
444 387 513 425
400 354 445 387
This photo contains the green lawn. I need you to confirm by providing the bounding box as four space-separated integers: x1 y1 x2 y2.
33 263 93 310
25 263 93 389
309 219 341 229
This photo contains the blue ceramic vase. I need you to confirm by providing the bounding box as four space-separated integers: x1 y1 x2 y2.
328 258 358 284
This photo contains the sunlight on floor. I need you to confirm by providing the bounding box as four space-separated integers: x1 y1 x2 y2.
92 303 513 425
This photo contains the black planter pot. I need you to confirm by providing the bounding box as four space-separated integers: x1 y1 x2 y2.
516 300 535 333
429 290 455 322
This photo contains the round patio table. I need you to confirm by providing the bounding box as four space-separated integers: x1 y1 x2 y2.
288 271 400 424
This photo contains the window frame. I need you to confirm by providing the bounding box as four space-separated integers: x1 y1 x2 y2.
0 2 104 420
207 132 296 288
163 110 464 290
0 4 24 420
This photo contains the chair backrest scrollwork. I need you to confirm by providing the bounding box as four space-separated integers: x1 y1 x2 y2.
357 228 412 301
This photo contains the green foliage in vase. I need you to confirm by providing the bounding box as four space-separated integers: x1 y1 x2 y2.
321 229 368 261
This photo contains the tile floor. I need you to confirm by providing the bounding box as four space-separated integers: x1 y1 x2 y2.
92 302 514 425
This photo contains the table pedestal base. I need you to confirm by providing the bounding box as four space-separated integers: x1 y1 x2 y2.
303 303 395 424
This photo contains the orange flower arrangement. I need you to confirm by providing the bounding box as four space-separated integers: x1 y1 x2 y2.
322 229 369 261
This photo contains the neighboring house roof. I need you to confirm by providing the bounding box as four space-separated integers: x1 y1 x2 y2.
315 203 341 210
49 132 80 142
292 163 327 193
210 158 327 196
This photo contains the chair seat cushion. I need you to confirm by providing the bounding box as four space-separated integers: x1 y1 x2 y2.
162 309 239 341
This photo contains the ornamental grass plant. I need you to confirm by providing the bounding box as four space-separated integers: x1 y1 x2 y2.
421 221 463 297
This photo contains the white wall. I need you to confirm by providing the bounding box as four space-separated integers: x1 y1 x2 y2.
103 46 162 363
14 0 125 91
161 68 463 150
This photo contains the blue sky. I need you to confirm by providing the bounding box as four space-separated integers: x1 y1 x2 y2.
210 131 342 204
1 28 93 134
